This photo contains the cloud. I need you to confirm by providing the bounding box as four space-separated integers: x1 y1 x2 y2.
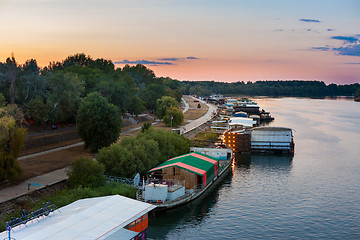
299 18 320 23
157 58 181 61
331 36 358 43
274 29 283 32
113 59 174 66
345 62 360 64
311 47 331 51
186 56 199 60
327 29 335 32
333 44 360 57
114 56 200 66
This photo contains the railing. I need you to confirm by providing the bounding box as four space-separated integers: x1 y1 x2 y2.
105 175 143 188
6 201 60 230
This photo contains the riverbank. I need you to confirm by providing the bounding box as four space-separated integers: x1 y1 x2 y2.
0 96 216 220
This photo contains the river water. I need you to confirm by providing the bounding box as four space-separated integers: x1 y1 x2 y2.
148 98 360 240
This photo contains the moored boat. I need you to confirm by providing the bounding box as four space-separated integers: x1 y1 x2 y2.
137 148 233 210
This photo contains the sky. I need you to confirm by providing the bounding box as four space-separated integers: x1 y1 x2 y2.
0 0 359 84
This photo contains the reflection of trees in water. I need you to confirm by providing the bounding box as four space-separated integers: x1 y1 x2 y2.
148 174 232 239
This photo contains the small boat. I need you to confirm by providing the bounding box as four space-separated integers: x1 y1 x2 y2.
137 147 233 211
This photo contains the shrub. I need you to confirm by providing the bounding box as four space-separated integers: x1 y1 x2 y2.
66 157 106 188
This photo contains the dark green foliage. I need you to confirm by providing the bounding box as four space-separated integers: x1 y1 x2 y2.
128 96 146 116
182 80 360 97
156 96 178 120
77 92 121 152
66 157 106 188
97 137 160 177
46 71 84 123
141 122 152 132
140 83 166 111
97 128 191 177
163 106 184 127
166 88 182 103
137 128 191 164
26 96 49 125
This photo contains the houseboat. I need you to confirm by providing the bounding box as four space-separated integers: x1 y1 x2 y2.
137 148 233 210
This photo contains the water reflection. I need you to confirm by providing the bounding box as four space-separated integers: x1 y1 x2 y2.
236 153 293 170
148 173 231 240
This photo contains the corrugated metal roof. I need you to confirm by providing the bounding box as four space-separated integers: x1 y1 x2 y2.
0 195 156 240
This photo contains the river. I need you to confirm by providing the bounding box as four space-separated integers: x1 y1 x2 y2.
148 97 360 239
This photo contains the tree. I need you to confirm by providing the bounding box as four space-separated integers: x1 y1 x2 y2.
156 96 178 120
26 96 49 125
128 96 146 116
96 137 160 177
137 128 191 164
163 106 184 127
0 105 27 181
46 71 84 123
140 83 166 111
6 56 17 104
16 59 46 105
77 92 121 152
66 157 106 188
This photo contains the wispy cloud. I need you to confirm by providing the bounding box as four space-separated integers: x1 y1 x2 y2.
113 59 174 66
186 56 199 60
311 47 331 51
331 35 358 43
299 18 320 23
114 56 200 66
345 62 360 64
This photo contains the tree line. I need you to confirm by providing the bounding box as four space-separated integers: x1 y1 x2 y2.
0 53 184 181
182 80 360 97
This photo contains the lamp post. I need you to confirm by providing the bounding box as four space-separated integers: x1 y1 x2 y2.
170 115 173 128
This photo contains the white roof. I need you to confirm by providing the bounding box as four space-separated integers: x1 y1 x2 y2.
228 117 257 127
1 195 156 240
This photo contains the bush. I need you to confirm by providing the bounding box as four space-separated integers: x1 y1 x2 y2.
66 157 106 188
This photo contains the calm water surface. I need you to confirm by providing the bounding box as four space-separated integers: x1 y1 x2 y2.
148 98 360 239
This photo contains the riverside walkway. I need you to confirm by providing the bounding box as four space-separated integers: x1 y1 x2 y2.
0 97 217 204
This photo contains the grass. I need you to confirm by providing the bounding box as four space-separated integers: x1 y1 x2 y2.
0 182 137 232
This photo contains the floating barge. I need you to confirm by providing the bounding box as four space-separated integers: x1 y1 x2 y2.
222 127 295 154
137 148 233 211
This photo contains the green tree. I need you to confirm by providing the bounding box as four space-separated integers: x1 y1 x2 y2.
26 96 49 125
97 136 161 178
128 96 146 116
137 128 191 163
140 83 166 111
16 59 46 105
66 157 106 188
0 105 27 181
163 106 184 127
77 92 121 152
46 71 84 123
156 96 178 120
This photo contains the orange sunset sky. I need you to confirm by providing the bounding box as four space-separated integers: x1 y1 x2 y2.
0 0 359 84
